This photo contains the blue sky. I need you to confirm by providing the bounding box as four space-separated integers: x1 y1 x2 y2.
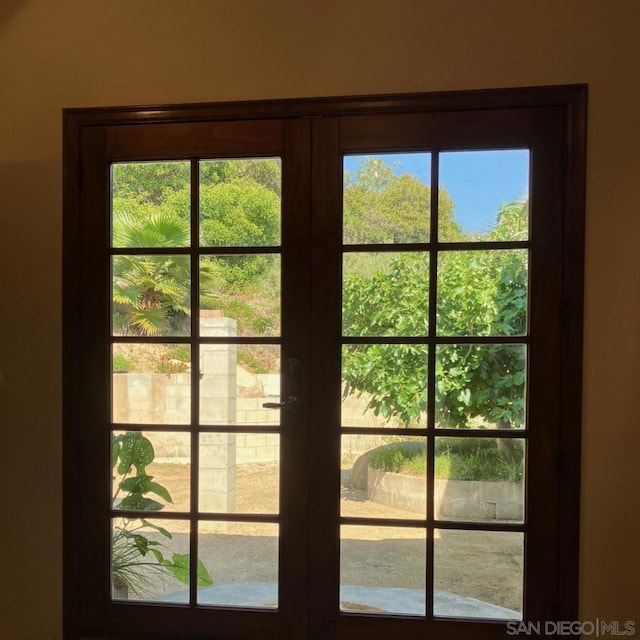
344 150 529 235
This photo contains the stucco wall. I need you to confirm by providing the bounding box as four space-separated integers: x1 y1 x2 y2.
1 1 639 637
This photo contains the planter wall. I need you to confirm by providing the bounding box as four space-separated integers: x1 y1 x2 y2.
367 467 523 521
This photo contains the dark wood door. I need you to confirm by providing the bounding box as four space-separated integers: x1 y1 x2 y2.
71 118 313 639
64 88 584 640
307 108 565 639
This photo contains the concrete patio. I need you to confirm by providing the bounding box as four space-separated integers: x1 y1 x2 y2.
159 581 520 620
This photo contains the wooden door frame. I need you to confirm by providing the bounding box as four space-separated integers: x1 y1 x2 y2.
64 85 586 640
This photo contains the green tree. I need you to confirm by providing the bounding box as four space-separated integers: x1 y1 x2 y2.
112 160 281 253
111 158 281 205
342 199 528 429
343 158 463 243
228 158 281 196
112 161 190 205
196 178 280 250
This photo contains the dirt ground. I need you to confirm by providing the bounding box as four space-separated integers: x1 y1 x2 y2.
140 462 522 612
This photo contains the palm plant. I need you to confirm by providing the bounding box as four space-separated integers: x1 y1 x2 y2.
112 210 218 335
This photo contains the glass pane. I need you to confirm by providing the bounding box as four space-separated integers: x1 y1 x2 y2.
200 255 280 337
111 161 190 249
112 255 191 337
111 518 191 603
199 158 281 247
343 153 432 244
434 529 523 619
199 344 280 426
341 344 427 428
437 250 528 336
341 436 426 520
198 521 278 608
342 252 428 337
199 433 279 514
439 150 529 241
435 344 526 430
435 437 524 522
112 431 190 513
112 344 191 424
340 525 426 615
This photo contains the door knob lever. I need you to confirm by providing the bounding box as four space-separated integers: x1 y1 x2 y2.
262 395 299 413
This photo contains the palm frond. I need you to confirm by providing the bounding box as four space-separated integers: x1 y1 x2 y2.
113 210 189 248
130 308 169 336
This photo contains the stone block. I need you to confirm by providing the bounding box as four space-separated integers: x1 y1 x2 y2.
200 398 236 424
237 447 258 464
165 385 177 398
201 373 234 398
175 384 191 398
247 434 268 448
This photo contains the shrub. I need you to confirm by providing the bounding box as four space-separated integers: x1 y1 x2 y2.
167 344 191 362
113 353 134 373
154 355 188 374
368 440 523 482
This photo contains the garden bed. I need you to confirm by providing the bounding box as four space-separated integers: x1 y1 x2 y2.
367 467 523 521
357 440 524 521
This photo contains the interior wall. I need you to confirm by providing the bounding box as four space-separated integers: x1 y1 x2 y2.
0 1 638 637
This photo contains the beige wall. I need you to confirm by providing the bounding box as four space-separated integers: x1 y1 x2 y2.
1 1 639 637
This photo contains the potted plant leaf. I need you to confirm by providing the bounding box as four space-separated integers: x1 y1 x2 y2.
112 431 213 599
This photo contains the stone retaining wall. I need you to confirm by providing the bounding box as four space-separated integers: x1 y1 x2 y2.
367 468 523 521
112 374 387 465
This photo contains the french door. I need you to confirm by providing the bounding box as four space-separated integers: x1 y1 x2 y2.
64 88 585 640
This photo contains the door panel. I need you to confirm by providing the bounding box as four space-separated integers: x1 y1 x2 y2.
307 108 564 639
73 118 311 639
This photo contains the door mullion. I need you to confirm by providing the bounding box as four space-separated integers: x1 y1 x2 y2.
279 118 313 639
426 150 440 619
188 157 200 606
308 117 343 640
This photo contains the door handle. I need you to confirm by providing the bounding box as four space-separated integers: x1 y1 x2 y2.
262 396 300 414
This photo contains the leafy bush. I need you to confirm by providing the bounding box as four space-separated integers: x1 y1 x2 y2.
368 440 523 482
238 348 270 374
167 344 191 362
222 298 276 336
113 353 134 373
154 355 188 374
111 432 213 597
342 200 529 430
